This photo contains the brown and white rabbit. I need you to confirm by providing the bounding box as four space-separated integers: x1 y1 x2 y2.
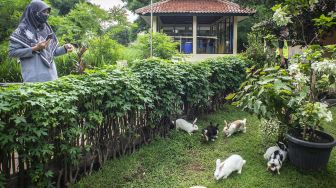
223 118 247 137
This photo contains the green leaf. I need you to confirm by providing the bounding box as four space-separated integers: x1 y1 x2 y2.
254 100 262 114
329 75 335 83
11 115 27 125
225 93 236 100
271 4 282 11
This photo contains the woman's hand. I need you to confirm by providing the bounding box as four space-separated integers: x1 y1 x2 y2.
32 39 51 51
64 43 74 53
281 57 286 65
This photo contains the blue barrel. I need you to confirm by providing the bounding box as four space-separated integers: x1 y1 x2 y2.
184 42 192 54
181 43 185 53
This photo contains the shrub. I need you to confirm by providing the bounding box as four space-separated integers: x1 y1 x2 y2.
83 35 126 66
0 56 246 187
244 33 275 69
206 56 247 111
54 52 78 76
0 42 22 82
120 47 143 62
129 32 179 60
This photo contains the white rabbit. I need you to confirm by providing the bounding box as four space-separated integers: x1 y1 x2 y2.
214 154 246 180
173 118 198 135
223 118 247 137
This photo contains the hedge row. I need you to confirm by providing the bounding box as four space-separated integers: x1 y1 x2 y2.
0 56 246 187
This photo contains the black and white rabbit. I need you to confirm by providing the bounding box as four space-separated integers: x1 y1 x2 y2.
202 122 219 142
263 141 287 175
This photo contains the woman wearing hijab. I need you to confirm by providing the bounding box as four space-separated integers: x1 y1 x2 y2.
9 0 74 82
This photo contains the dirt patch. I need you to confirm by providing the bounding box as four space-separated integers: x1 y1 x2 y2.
184 162 205 172
123 165 146 182
186 149 201 157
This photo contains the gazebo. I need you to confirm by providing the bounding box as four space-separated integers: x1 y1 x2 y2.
136 0 255 57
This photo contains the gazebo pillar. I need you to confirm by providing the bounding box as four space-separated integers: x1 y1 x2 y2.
193 16 197 54
153 16 157 33
233 16 238 54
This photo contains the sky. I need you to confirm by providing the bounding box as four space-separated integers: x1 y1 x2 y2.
89 0 139 22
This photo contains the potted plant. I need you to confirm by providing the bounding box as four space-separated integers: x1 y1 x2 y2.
284 44 336 170
227 43 336 170
227 0 336 170
286 102 335 170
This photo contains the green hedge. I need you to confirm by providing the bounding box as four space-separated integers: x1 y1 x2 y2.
0 56 246 187
206 56 249 105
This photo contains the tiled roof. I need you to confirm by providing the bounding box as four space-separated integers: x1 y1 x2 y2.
135 0 255 15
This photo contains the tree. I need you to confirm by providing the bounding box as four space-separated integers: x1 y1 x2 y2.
232 0 279 8
105 25 131 45
104 6 139 45
0 0 29 81
121 0 160 33
233 0 336 142
237 4 275 52
121 0 160 13
0 0 30 43
49 0 84 15
48 2 109 44
285 0 336 45
108 5 128 25
251 0 336 46
231 0 280 51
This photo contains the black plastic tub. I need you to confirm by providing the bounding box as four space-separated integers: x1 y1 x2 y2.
286 130 336 170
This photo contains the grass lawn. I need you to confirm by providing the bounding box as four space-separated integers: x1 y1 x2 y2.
72 105 336 188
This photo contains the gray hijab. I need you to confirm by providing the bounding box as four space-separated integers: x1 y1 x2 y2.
10 0 58 68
